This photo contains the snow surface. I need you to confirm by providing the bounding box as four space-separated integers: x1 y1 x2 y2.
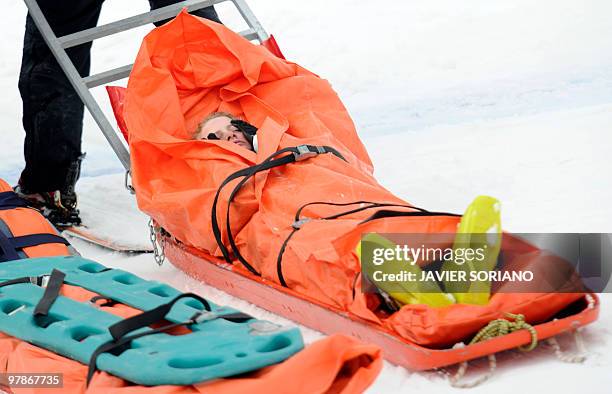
1 0 611 392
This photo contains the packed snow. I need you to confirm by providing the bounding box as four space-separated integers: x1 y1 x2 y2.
1 0 611 392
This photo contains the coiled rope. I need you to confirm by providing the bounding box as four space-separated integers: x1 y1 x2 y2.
450 313 537 388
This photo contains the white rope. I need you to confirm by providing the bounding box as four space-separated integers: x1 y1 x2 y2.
448 343 497 389
547 329 587 364
448 295 594 388
585 293 595 309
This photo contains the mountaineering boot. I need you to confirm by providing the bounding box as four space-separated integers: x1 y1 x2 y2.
14 154 85 228
62 153 85 207
13 186 82 228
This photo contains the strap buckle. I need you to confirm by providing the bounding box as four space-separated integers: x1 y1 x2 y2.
293 145 318 161
292 217 311 229
30 275 50 288
190 311 218 324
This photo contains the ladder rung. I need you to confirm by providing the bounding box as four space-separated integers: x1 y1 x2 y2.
83 64 133 88
82 28 258 89
59 0 221 49
238 28 258 41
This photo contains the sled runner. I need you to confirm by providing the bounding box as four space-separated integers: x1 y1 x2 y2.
63 226 152 253
61 179 153 253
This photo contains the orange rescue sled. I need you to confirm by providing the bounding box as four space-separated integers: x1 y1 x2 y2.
115 12 599 371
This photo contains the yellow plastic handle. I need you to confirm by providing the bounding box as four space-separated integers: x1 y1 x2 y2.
441 195 502 305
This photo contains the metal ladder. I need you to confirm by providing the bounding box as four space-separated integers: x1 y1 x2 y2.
22 0 270 176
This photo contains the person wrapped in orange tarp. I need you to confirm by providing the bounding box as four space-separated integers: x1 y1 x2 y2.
125 11 583 348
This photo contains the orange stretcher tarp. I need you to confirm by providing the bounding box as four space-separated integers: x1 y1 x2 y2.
0 179 70 258
124 11 584 348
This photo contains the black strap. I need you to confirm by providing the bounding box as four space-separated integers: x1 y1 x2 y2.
0 231 19 261
276 228 301 287
0 191 29 210
33 269 66 325
0 232 70 262
275 200 429 287
11 233 70 249
359 209 460 224
87 319 189 385
108 293 212 341
0 274 64 289
89 295 118 307
292 200 428 222
213 311 253 323
107 293 251 341
211 145 346 276
0 276 36 288
87 293 251 385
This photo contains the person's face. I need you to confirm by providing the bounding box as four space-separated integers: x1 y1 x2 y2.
197 116 252 150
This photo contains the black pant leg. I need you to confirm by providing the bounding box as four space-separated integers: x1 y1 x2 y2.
18 0 104 192
149 0 221 26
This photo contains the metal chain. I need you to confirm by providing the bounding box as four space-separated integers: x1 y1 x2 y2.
148 218 166 266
